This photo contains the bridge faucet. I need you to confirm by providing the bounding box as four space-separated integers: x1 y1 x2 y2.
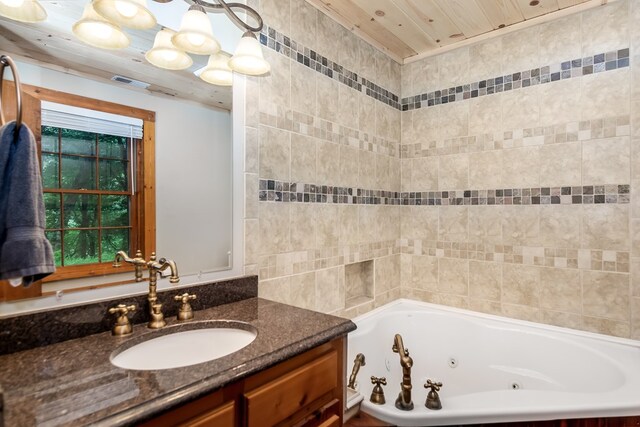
392 333 414 410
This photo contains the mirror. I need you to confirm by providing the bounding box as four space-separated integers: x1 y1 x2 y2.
0 0 247 313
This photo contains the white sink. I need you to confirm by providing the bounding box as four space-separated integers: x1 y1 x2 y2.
111 325 257 370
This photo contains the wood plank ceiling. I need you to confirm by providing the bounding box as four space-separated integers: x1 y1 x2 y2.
306 0 594 62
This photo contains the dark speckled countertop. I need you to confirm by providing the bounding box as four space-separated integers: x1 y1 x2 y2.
0 298 356 427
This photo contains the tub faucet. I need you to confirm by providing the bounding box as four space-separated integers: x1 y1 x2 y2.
347 353 366 389
392 333 414 410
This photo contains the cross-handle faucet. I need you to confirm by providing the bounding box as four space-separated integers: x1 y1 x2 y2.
392 334 414 411
146 252 179 329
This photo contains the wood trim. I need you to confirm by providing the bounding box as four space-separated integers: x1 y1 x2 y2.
141 120 156 259
41 263 135 283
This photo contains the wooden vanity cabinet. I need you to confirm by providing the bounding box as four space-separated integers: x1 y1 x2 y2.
143 337 346 427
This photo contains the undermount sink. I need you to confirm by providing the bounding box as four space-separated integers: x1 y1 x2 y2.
110 322 257 371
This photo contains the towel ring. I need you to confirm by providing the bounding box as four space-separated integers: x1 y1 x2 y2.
0 54 22 131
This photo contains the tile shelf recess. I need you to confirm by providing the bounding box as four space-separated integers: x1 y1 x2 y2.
402 48 630 112
345 261 374 309
259 179 630 206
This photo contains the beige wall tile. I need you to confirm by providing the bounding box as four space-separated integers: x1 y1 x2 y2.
380 206 401 241
290 204 316 251
580 69 630 120
290 271 316 310
316 76 339 123
290 133 316 183
245 219 259 265
245 175 259 219
259 125 290 181
502 147 539 188
345 261 373 300
632 257 640 297
401 206 438 240
375 49 393 93
316 266 345 313
316 204 340 248
359 150 377 189
469 150 503 190
245 127 259 174
582 271 630 321
439 102 469 139
468 93 502 136
501 26 540 73
469 299 502 316
540 310 583 330
469 206 502 244
410 157 438 190
502 264 540 307
259 49 291 114
375 154 391 189
316 140 341 185
501 86 539 131
412 105 440 143
356 38 377 83
581 204 630 250
439 294 469 310
377 104 401 142
438 47 469 89
581 0 629 55
439 154 469 190
438 258 469 295
539 268 581 314
539 205 581 248
291 62 316 116
469 261 501 301
502 303 540 323
582 137 630 184
358 92 377 136
358 206 377 244
338 26 359 72
259 276 291 304
258 203 290 255
468 38 502 83
502 206 540 246
339 145 359 188
539 14 582 66
539 142 582 187
411 255 439 292
439 206 469 241
410 56 439 97
339 205 359 246
631 296 640 339
261 0 290 33
538 78 581 127
314 11 342 63
375 255 400 295
582 316 630 338
338 85 359 128
288 0 316 48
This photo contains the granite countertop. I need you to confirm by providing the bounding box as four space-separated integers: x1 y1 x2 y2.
0 297 356 427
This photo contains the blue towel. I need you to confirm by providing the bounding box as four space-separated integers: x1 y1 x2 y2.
0 121 55 286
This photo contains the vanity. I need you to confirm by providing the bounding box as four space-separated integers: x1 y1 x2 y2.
0 276 356 426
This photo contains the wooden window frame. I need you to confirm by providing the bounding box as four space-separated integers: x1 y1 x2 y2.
0 82 156 300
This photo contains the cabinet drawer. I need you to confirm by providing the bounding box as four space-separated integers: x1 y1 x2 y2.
181 401 234 427
245 351 338 427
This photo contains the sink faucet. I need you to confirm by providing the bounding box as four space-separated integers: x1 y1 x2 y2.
392 333 414 410
113 250 180 329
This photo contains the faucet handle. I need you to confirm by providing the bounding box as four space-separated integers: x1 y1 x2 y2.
108 304 136 336
370 376 387 405
174 293 196 321
371 376 387 387
424 379 443 410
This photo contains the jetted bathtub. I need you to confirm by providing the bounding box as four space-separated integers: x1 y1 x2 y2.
347 299 640 426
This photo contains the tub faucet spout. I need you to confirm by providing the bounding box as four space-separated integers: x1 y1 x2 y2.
392 333 414 410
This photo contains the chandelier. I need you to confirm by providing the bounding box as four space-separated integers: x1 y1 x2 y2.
0 0 270 86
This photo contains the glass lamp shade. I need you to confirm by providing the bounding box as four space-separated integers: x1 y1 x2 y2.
172 5 220 55
199 52 232 86
92 0 156 30
72 3 130 50
229 31 270 76
145 28 193 70
0 0 47 22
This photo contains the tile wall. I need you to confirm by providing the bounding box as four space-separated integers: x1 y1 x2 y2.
400 0 640 339
247 0 640 339
244 0 403 316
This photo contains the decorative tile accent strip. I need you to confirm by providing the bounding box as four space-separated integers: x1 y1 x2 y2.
401 115 630 159
258 179 630 205
400 239 630 273
259 25 401 109
401 48 630 112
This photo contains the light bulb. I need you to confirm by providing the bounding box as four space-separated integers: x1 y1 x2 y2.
93 21 114 39
187 33 205 47
114 0 137 17
162 49 178 61
1 0 24 8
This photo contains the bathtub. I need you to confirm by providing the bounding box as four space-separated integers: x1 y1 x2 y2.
347 299 640 426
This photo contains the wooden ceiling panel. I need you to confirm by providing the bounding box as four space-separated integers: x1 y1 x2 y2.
477 0 525 29
431 0 494 38
391 0 463 47
515 0 560 19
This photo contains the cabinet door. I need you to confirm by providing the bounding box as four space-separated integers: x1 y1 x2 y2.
317 415 340 427
244 351 338 427
182 401 234 427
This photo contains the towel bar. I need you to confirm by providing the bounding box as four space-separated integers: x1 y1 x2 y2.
0 54 22 132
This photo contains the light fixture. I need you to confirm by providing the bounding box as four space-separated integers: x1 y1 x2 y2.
228 31 270 76
73 2 130 49
92 0 156 30
0 0 46 22
145 28 193 70
172 4 220 55
199 52 232 86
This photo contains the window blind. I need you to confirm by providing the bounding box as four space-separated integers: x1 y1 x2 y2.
41 101 143 139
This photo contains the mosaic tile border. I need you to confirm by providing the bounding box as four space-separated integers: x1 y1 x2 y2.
259 179 630 206
400 239 630 273
402 48 630 112
259 25 401 109
401 115 630 159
